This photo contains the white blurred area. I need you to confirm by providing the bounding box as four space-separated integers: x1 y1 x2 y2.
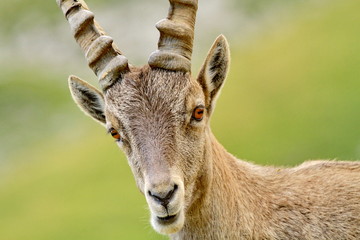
0 0 307 75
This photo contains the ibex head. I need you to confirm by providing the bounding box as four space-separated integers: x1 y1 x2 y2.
58 0 230 234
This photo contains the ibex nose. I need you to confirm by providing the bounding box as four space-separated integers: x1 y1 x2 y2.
148 184 178 208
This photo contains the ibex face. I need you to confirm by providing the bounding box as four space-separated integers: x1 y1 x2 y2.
104 69 205 234
58 0 229 234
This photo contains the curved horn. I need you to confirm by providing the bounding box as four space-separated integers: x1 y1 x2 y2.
148 0 198 72
57 0 129 91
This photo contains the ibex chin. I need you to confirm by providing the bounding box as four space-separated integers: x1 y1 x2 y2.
57 0 360 239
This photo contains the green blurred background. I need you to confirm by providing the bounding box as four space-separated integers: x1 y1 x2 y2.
0 0 359 239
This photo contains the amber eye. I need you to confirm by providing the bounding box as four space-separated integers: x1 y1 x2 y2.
109 128 121 141
192 106 205 121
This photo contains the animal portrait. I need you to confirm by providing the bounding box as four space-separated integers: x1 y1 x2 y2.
56 0 360 239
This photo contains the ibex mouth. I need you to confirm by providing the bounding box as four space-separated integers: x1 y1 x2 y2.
157 214 178 225
152 209 184 234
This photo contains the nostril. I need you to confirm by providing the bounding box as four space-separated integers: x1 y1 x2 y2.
168 184 178 198
148 184 178 207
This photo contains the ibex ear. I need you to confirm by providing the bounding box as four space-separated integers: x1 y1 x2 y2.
197 35 230 113
68 75 106 125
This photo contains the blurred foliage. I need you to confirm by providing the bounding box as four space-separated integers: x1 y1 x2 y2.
232 0 301 15
0 0 136 34
213 0 360 165
0 0 297 34
1 0 360 239
0 68 73 161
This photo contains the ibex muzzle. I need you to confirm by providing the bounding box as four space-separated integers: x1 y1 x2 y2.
138 127 186 233
57 0 360 239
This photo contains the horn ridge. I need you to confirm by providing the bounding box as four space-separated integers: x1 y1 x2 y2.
57 0 129 91
148 0 198 72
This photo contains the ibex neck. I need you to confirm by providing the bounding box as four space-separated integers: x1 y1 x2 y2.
173 129 264 239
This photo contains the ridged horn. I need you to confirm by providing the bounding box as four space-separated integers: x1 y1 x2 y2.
57 0 129 91
148 0 198 73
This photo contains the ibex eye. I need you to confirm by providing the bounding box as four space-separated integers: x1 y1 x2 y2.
109 128 121 141
192 107 205 121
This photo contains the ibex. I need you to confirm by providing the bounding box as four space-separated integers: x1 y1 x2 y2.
57 0 360 239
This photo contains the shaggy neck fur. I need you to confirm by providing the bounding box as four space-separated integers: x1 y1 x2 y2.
171 128 263 239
